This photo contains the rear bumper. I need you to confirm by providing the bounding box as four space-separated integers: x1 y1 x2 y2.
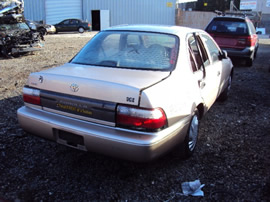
17 106 190 162
223 46 256 59
46 26 56 34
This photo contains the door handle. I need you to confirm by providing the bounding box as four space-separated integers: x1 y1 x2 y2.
217 71 221 76
200 81 206 89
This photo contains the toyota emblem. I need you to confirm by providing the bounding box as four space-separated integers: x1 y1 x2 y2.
70 83 79 92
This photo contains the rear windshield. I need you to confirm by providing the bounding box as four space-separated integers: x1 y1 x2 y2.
71 31 179 71
206 18 249 36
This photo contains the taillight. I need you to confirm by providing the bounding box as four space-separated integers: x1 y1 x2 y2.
23 87 41 105
116 105 167 131
250 35 257 46
237 35 256 47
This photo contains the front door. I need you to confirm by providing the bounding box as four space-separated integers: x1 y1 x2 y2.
69 19 79 31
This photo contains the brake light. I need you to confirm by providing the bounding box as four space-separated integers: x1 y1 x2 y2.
23 87 41 105
250 34 257 46
237 35 256 47
116 105 167 131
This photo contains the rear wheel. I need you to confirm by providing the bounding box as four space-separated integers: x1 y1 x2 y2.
245 58 253 67
78 27 85 33
254 49 257 59
172 109 199 159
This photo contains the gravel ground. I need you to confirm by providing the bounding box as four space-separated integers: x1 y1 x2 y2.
0 32 270 201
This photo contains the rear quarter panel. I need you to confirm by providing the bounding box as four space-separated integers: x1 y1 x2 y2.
140 50 202 126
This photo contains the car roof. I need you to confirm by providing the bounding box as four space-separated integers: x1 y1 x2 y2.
103 24 202 36
63 18 81 21
212 16 248 21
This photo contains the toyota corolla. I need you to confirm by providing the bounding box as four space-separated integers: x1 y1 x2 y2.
17 25 233 162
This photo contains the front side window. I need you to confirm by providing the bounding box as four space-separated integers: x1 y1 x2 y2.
63 20 69 25
247 20 256 34
200 34 221 63
196 36 210 67
71 31 179 71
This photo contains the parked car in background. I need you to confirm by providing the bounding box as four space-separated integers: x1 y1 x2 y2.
54 19 91 33
205 14 259 66
17 25 233 162
26 20 56 35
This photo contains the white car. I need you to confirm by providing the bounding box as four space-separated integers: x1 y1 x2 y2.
17 25 233 162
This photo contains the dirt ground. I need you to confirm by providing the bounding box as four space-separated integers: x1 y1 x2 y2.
0 32 270 201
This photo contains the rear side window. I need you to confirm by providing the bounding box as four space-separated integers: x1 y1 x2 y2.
63 20 69 25
247 20 256 34
206 18 249 36
188 34 210 72
71 20 79 24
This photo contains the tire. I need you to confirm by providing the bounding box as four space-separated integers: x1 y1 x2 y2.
254 50 257 59
172 109 200 159
39 28 47 35
218 74 232 102
0 46 11 57
246 58 253 67
78 27 85 33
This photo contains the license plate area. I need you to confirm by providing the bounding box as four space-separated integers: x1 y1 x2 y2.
55 129 87 151
41 90 116 122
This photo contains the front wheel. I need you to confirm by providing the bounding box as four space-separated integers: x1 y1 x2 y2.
39 27 47 35
218 74 232 102
245 58 253 67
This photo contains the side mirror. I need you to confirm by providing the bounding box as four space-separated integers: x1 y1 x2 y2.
219 50 228 60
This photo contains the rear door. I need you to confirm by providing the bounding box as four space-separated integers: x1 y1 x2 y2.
188 33 221 108
69 19 79 31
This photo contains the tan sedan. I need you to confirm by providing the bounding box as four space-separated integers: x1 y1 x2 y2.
17 25 233 162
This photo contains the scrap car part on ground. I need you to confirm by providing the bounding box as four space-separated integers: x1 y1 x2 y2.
0 0 44 57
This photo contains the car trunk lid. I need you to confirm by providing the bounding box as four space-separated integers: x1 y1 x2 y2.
27 63 170 106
